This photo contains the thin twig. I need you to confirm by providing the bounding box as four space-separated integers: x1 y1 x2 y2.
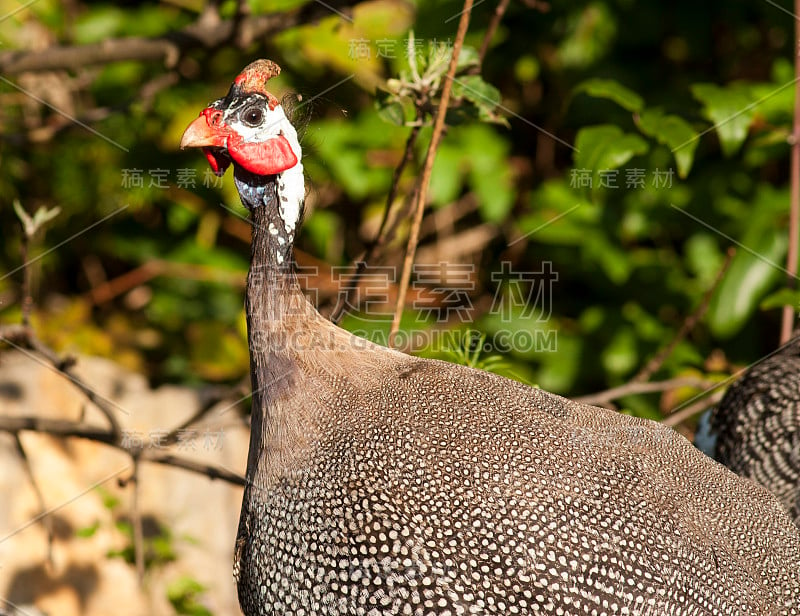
13 202 60 326
0 2 357 74
389 0 475 347
19 232 33 328
661 390 725 427
0 414 246 485
373 119 423 248
142 452 246 486
781 0 800 344
9 73 180 146
86 259 247 306
632 247 736 383
574 376 715 407
0 415 116 442
476 0 511 67
163 381 247 447
130 459 145 584
14 434 54 565
329 118 422 324
0 326 123 439
232 0 254 48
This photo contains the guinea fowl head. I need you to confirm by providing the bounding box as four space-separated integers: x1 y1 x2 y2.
180 59 305 243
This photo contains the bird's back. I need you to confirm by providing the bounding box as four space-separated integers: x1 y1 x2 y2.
236 344 800 615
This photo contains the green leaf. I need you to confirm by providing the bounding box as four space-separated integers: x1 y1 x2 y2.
248 0 309 13
707 225 787 338
585 235 632 284
462 124 513 222
601 326 638 376
637 109 698 178
520 180 597 245
575 78 644 112
761 288 800 310
557 2 616 69
98 487 120 511
167 576 212 616
691 83 755 156
684 233 724 284
376 101 406 126
13 201 61 237
573 125 649 190
429 143 464 205
76 521 100 538
455 45 480 71
73 6 125 43
536 334 582 392
451 75 501 111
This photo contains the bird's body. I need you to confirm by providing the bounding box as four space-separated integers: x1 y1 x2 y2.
712 338 800 527
181 60 800 615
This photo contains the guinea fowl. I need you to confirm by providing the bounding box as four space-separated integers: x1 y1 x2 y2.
180 59 800 615
711 336 800 527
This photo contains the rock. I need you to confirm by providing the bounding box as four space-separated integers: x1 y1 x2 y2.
0 351 249 616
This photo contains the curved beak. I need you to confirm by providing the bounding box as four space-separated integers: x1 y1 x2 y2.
180 110 227 149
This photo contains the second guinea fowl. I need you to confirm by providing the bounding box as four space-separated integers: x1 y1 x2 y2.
181 59 800 615
710 336 800 527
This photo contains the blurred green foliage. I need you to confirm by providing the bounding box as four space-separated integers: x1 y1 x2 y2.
167 576 214 616
1 0 798 421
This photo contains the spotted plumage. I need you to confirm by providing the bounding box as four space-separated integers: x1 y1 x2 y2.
712 337 800 527
181 60 800 616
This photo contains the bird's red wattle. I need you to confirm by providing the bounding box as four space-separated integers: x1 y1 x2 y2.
203 147 230 176
227 134 299 176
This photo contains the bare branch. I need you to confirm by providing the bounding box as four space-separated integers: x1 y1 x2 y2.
0 325 123 438
574 376 716 407
329 115 422 324
632 247 735 383
781 0 800 344
130 460 145 584
0 413 246 486
389 0 475 347
0 415 115 442
12 201 61 327
18 227 33 328
142 452 246 486
13 434 54 565
476 0 511 67
86 259 247 306
163 381 248 447
0 3 356 75
661 390 725 427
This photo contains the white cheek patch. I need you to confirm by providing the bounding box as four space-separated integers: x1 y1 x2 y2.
229 103 305 234
272 105 305 235
227 104 294 144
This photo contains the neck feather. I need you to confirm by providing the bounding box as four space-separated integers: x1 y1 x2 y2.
241 169 311 380
240 166 317 487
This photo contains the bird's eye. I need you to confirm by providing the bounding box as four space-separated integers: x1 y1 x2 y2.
241 105 264 127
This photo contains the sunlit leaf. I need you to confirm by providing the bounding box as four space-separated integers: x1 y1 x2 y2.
575 78 644 113
761 288 800 311
557 2 616 69
691 82 755 157
707 222 787 338
376 100 406 126
637 109 698 178
455 45 480 71
601 326 638 376
573 125 649 191
451 75 501 111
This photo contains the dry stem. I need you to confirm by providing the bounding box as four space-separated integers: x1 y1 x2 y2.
389 0 475 347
